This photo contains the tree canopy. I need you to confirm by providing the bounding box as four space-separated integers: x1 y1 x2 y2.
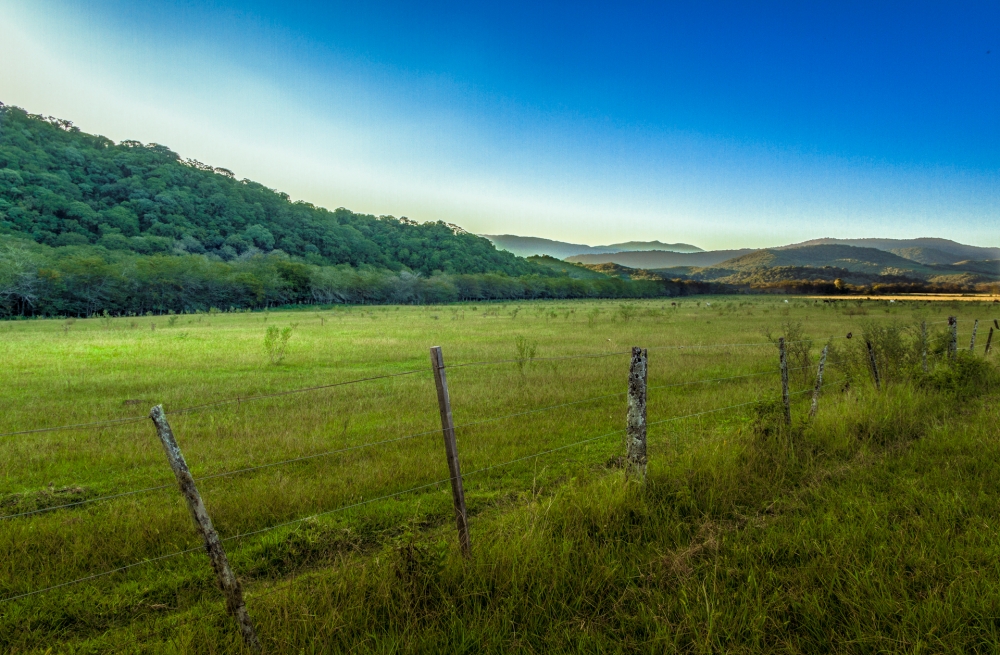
0 104 538 276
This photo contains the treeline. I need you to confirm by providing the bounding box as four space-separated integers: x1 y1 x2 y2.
0 242 716 317
0 104 539 276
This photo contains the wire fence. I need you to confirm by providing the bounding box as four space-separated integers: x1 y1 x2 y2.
0 315 991 650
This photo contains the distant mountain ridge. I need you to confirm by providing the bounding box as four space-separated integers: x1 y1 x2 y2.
482 234 703 259
566 249 755 269
780 238 1000 265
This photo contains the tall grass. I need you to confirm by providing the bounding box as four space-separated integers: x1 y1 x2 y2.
0 296 995 652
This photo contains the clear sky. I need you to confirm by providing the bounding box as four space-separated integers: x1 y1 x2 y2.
0 1 997 249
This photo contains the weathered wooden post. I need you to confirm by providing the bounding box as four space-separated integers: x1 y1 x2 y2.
986 327 994 355
948 316 958 359
866 341 881 390
429 346 471 558
921 321 928 373
809 345 828 419
779 337 791 426
626 347 648 480
970 319 978 351
148 405 261 651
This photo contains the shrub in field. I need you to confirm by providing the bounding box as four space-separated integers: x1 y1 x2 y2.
265 325 294 364
514 335 537 374
923 352 999 398
618 303 637 323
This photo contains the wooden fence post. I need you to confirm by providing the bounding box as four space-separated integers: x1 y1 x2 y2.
626 347 648 480
779 337 791 426
970 319 978 351
921 321 928 373
948 316 958 359
429 346 471 558
866 341 881 390
148 405 261 652
986 327 994 355
809 345 828 419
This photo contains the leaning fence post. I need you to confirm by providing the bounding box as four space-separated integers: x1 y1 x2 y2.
148 405 261 652
779 337 791 426
866 341 881 390
429 346 471 558
921 321 928 373
986 327 994 355
809 345 828 419
970 319 978 351
948 316 958 359
626 347 648 480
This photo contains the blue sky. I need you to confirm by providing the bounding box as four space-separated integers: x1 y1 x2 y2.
0 0 997 249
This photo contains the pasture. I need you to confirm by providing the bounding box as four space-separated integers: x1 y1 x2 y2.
1 296 998 653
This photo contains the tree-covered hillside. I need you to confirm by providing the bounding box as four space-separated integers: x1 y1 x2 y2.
0 104 537 277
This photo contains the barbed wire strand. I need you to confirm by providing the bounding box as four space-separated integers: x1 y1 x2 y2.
0 369 429 439
5 364 796 520
0 377 853 607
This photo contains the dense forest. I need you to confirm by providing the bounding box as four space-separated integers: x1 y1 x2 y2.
0 104 539 275
0 105 717 316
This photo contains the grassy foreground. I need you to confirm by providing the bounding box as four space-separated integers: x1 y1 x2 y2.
0 296 997 653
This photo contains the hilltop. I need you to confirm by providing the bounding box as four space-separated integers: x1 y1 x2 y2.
483 234 703 259
0 104 537 277
782 237 1000 264
567 249 755 268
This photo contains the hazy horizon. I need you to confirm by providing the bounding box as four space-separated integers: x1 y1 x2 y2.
1 1 997 249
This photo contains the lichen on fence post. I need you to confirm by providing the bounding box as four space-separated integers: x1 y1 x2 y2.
148 405 261 652
970 319 978 351
809 344 828 419
626 347 648 480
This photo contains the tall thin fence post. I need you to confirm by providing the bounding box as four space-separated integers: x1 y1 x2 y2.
626 347 648 480
429 346 471 558
809 345 828 419
986 327 994 355
779 337 791 426
921 321 928 373
970 319 978 351
148 405 261 652
866 341 881 390
948 316 958 359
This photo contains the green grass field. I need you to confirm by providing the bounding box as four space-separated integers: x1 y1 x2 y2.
1 296 998 653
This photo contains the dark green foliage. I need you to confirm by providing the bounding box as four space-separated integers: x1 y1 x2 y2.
923 352 1000 397
0 105 538 274
0 106 724 315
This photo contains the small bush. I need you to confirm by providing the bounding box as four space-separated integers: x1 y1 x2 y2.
264 325 294 364
514 335 537 374
923 352 999 398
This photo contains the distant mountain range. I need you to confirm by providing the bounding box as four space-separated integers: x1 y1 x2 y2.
567 249 755 268
524 236 1000 291
778 238 1000 265
482 234 703 259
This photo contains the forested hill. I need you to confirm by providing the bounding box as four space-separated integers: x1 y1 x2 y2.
0 104 536 276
